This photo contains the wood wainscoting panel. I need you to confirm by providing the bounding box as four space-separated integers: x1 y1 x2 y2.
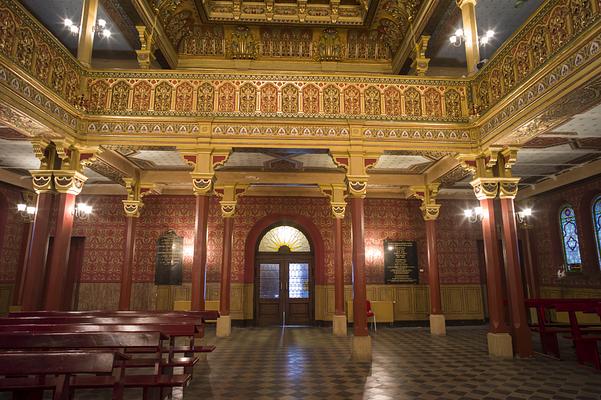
77 283 120 310
317 284 484 322
0 284 13 316
541 286 601 324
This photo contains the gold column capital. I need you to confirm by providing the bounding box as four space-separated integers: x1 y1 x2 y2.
122 177 145 217
409 183 441 221
470 177 499 200
320 183 347 218
181 148 232 196
53 170 88 195
215 184 247 217
122 200 143 218
30 170 54 194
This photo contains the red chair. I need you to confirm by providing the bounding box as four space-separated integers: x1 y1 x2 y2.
366 300 377 331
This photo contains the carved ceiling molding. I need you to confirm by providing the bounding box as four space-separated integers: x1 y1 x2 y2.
437 164 471 188
0 100 56 138
475 0 600 134
499 74 601 145
85 158 126 186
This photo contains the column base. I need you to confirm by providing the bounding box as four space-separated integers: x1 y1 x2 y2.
487 332 513 358
216 315 232 337
351 335 372 362
429 314 446 336
333 315 347 336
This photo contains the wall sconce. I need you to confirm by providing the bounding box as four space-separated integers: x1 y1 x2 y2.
16 202 36 222
64 18 112 38
73 202 93 220
449 29 494 47
464 206 484 223
516 207 532 225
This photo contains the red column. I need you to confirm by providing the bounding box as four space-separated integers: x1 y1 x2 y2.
425 220 442 315
12 221 32 306
500 198 534 357
219 217 234 316
191 195 210 311
479 198 509 334
44 193 76 310
334 217 345 316
520 227 540 299
119 216 137 310
350 197 368 337
21 193 53 311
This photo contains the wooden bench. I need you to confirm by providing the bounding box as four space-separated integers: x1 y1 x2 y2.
0 323 216 355
0 351 116 400
525 298 601 359
555 301 601 369
9 310 220 323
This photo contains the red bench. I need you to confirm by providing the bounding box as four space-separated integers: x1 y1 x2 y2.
9 310 220 322
525 298 601 359
554 301 601 370
0 351 116 400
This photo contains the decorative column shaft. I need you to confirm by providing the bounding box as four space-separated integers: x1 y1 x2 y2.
44 193 76 310
350 196 368 338
478 196 509 334
20 192 53 311
334 217 345 316
425 219 442 315
12 221 32 306
192 195 210 311
499 193 534 358
119 216 138 310
219 216 234 316
456 0 480 76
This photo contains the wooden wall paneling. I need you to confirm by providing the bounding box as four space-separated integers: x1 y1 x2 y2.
77 283 119 310
0 284 13 315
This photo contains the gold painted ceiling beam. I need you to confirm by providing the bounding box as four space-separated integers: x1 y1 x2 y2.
129 0 178 68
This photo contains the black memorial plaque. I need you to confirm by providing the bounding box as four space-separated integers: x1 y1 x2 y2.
155 229 183 285
384 240 419 284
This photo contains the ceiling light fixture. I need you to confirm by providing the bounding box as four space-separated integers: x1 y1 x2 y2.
449 29 495 47
64 17 112 38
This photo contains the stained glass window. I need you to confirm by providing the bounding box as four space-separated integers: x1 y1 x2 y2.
559 205 582 269
258 226 311 252
289 263 309 299
592 196 601 269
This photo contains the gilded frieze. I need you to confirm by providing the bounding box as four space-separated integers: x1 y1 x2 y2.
473 0 600 115
84 74 468 122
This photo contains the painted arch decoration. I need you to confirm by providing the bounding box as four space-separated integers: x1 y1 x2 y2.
258 226 311 253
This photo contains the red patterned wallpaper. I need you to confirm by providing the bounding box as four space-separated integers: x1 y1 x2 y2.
526 175 601 288
68 195 484 285
1 192 485 286
0 183 27 283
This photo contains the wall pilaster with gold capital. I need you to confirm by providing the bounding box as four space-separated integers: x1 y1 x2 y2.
181 148 232 196
215 184 248 218
410 183 441 221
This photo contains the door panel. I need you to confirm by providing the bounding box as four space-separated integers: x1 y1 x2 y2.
256 258 313 326
257 263 282 326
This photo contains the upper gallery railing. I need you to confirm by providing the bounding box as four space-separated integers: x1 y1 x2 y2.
0 0 600 139
472 0 600 116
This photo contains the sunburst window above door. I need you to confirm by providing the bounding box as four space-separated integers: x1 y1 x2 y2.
258 226 311 252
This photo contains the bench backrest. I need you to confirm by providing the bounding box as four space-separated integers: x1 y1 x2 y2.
0 332 161 350
0 316 203 326
0 323 198 337
9 311 220 321
0 351 115 376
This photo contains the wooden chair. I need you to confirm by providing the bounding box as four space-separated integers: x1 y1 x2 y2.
366 300 376 332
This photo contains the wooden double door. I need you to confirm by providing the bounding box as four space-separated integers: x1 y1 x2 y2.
255 251 313 326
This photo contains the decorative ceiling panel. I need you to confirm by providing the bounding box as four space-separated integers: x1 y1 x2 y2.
0 138 40 170
373 154 432 172
129 150 189 169
158 0 423 62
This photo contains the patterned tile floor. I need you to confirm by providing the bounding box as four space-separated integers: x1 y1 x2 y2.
6 326 601 400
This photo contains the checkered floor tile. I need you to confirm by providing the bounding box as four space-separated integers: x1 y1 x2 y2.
5 325 601 399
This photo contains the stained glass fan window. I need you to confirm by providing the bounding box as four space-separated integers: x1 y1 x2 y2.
593 196 601 269
559 205 582 269
258 226 311 252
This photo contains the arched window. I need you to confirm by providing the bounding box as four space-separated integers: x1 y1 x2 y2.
258 225 310 252
559 204 582 270
592 195 601 269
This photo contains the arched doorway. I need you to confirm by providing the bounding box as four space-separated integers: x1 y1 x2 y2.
255 224 314 326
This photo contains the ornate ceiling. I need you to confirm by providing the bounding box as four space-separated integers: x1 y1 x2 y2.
159 0 422 62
